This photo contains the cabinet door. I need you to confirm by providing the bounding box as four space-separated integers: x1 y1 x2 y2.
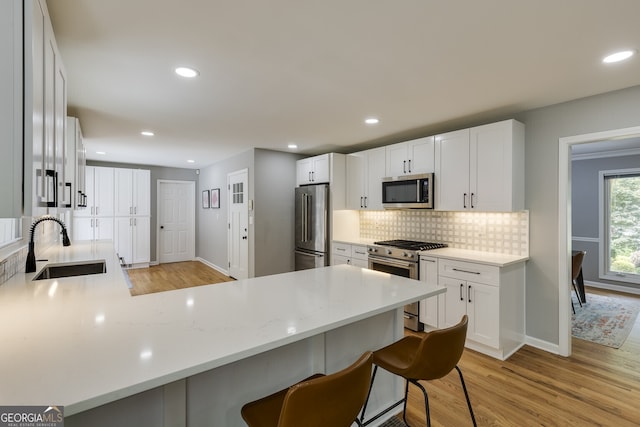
346 153 365 209
296 158 313 186
435 129 470 211
364 147 386 210
407 136 435 175
419 257 439 328
132 216 150 264
466 281 500 348
470 120 513 211
440 276 468 328
311 154 330 183
114 168 133 216
94 217 114 241
385 142 408 177
133 169 151 216
332 254 350 266
114 217 133 265
72 217 94 241
74 166 94 217
94 167 114 216
351 258 368 268
54 63 66 207
31 0 46 212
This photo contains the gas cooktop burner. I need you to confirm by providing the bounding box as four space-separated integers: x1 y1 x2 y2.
373 240 448 251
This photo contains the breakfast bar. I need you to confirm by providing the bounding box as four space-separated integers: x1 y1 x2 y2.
0 242 444 426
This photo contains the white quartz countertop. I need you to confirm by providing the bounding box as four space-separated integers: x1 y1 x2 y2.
418 247 528 267
332 238 377 246
0 241 443 415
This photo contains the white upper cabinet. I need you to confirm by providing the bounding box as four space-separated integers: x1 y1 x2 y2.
66 117 86 209
435 119 524 211
74 166 114 218
385 136 435 177
115 169 150 217
296 154 330 185
346 147 385 210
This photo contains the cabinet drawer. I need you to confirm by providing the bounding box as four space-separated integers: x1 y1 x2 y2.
351 244 368 261
438 259 499 286
332 242 350 255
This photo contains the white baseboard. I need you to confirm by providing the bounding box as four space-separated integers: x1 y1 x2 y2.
524 336 561 355
584 280 640 296
197 257 229 276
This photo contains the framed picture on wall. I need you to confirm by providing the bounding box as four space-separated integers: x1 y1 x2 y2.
210 188 220 209
202 190 210 208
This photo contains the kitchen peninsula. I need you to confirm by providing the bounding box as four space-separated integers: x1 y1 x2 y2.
0 241 443 427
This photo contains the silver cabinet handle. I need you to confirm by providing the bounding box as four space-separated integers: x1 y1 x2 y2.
470 193 475 209
308 171 311 182
360 196 364 208
336 247 346 252
423 259 436 263
459 283 464 301
130 207 133 215
403 160 407 174
468 285 472 303
463 193 467 209
408 159 411 173
134 207 137 215
96 218 99 227
452 268 481 275
364 196 368 208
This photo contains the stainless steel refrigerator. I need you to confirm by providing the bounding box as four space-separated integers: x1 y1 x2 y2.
295 184 330 271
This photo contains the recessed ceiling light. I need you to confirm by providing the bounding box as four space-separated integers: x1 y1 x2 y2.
288 143 298 149
602 50 635 64
141 131 154 136
96 151 106 155
365 118 379 125
175 66 199 78
187 159 195 163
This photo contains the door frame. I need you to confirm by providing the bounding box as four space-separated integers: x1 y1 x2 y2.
156 179 196 264
557 125 640 356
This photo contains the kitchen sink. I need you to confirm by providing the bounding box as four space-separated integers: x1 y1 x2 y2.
33 260 107 281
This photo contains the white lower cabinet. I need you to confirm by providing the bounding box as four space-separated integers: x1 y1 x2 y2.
72 216 113 241
437 257 525 360
419 256 440 329
115 216 150 267
331 242 368 268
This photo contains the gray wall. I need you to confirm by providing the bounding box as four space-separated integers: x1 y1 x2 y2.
571 154 640 289
88 160 198 263
197 148 301 277
512 84 640 345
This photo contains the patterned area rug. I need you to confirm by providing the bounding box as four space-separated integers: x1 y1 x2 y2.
572 293 640 348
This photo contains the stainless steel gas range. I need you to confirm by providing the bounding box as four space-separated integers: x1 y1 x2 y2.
367 239 447 331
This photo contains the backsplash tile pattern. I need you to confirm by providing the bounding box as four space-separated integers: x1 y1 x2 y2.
0 246 28 285
360 210 529 256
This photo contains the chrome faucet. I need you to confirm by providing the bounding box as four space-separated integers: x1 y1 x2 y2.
25 217 71 273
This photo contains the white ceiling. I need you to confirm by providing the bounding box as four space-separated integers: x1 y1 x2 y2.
46 0 640 169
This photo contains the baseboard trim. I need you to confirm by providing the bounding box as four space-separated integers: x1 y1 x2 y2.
584 280 640 296
197 257 229 276
524 336 561 355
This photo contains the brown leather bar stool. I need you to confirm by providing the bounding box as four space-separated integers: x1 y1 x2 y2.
360 315 476 427
241 351 373 427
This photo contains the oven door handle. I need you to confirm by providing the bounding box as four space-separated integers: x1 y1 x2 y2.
368 255 416 269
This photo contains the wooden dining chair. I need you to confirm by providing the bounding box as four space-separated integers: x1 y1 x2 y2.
571 251 586 314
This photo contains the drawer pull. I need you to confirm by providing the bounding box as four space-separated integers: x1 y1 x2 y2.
336 248 346 252
452 268 481 275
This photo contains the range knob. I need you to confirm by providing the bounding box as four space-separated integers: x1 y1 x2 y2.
403 252 414 258
386 249 392 255
368 247 376 253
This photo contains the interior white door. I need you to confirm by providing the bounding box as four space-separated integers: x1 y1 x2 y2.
228 169 249 280
158 180 195 264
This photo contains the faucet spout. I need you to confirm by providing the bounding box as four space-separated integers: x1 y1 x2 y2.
25 217 71 273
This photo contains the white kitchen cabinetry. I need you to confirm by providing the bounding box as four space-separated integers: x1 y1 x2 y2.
65 117 86 209
115 216 150 267
438 257 525 360
296 154 330 185
435 119 524 211
115 168 151 216
385 136 434 177
331 242 368 268
419 256 440 329
25 0 67 214
346 147 386 210
73 217 114 241
0 0 23 218
74 166 114 218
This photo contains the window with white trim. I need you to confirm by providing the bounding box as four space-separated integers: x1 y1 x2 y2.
601 168 640 284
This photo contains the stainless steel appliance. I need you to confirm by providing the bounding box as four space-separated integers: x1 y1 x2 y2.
368 239 447 331
295 184 330 271
382 173 434 209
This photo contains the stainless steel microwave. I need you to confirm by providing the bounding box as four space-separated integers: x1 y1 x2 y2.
382 173 434 209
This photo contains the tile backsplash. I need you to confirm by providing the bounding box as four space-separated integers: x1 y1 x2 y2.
359 210 529 256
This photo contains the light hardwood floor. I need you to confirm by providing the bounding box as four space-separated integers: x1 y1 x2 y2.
126 264 640 426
